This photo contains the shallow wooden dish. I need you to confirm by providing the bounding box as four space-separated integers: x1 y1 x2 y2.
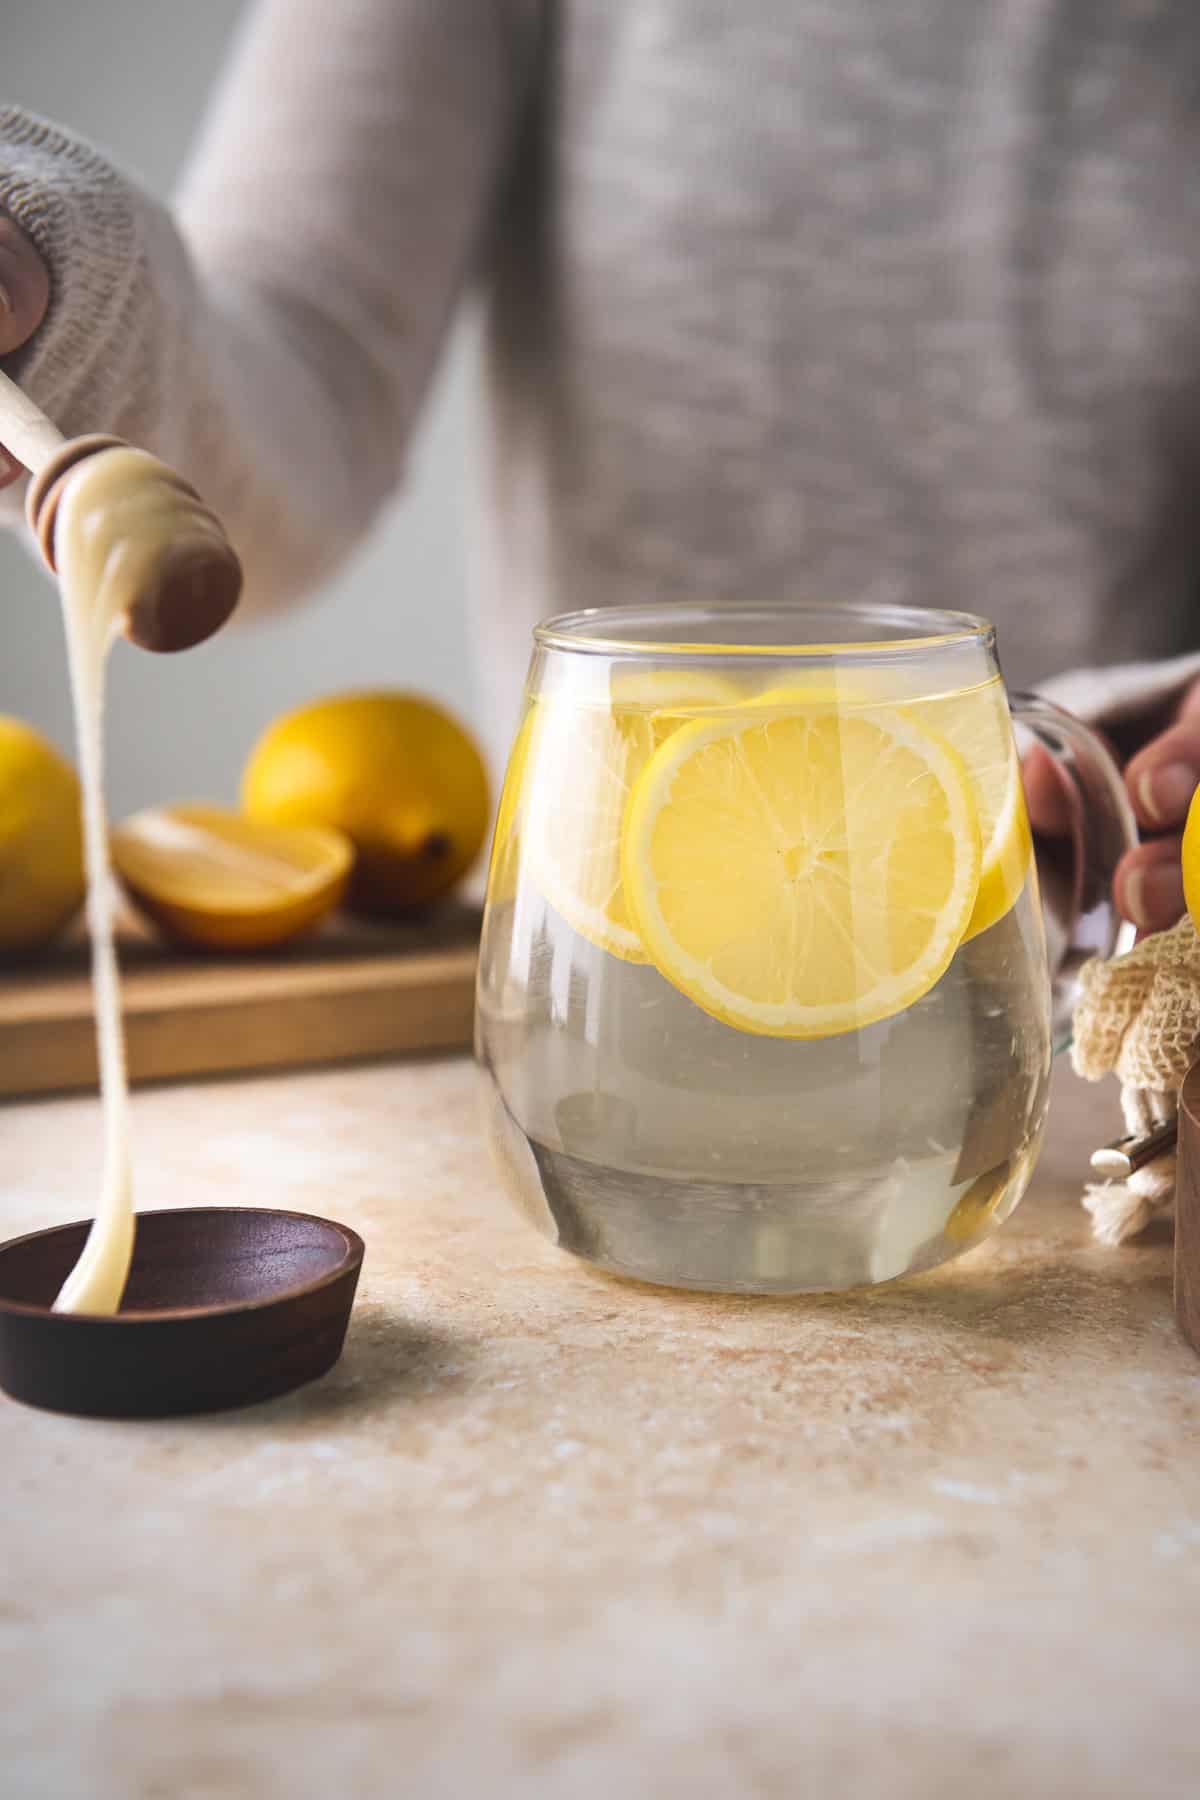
1177 1064 1200 1356
0 1208 364 1418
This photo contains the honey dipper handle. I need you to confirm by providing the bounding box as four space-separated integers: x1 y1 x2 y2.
0 365 66 474
0 367 242 653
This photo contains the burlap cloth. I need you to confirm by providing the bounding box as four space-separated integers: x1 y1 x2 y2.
1071 914 1200 1243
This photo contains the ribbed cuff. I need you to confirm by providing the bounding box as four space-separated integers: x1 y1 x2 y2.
0 104 144 423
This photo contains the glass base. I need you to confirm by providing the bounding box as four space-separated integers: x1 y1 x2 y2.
485 1084 1043 1295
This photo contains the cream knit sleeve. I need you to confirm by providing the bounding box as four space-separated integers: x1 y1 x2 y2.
0 0 537 611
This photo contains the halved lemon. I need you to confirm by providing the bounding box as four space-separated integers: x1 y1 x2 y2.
622 705 981 1037
525 671 744 961
906 678 1031 942
111 804 352 950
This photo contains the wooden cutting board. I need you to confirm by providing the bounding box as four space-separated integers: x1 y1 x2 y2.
0 904 480 1099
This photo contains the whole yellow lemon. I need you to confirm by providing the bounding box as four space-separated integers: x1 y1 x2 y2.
241 692 489 915
1183 785 1200 934
0 716 85 952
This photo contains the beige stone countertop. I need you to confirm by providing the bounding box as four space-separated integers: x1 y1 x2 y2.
1 1055 1198 1799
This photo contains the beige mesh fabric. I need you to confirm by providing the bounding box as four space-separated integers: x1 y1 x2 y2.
1071 914 1200 1244
1072 915 1200 1092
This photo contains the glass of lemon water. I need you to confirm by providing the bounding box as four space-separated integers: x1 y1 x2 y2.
476 602 1136 1293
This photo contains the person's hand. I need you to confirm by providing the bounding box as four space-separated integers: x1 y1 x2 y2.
1021 684 1200 939
0 209 51 487
1114 679 1200 933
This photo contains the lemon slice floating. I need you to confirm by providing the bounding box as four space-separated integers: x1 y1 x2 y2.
907 678 1031 942
759 672 1031 942
526 670 744 961
111 804 352 950
487 703 539 909
622 704 981 1037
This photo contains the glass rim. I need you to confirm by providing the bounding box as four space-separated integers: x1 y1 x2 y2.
533 601 994 659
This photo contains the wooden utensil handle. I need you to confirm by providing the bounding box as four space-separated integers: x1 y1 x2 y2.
1091 1118 1179 1179
0 365 65 474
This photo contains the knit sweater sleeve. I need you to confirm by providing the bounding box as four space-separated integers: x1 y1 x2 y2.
0 0 536 610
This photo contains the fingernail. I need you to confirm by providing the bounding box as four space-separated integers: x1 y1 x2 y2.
1124 863 1185 930
1137 762 1198 825
0 445 20 484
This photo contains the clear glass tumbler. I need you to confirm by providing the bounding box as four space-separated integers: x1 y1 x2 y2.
476 602 1136 1293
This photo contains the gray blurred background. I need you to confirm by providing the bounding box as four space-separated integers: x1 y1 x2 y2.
2 0 481 817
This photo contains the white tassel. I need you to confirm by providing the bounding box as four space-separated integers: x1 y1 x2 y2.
1121 1085 1175 1136
1083 1150 1177 1246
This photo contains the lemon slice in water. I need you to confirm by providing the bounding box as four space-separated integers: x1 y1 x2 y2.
112 804 352 950
622 703 981 1037
907 678 1031 942
758 672 1031 942
486 703 539 908
526 670 744 961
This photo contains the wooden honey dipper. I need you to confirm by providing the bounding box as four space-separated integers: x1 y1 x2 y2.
0 366 241 652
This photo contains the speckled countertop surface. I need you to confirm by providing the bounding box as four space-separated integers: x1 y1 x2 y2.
1 1056 1198 1799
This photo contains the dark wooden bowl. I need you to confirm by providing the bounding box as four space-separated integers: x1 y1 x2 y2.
1178 1066 1200 1357
0 1208 364 1418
